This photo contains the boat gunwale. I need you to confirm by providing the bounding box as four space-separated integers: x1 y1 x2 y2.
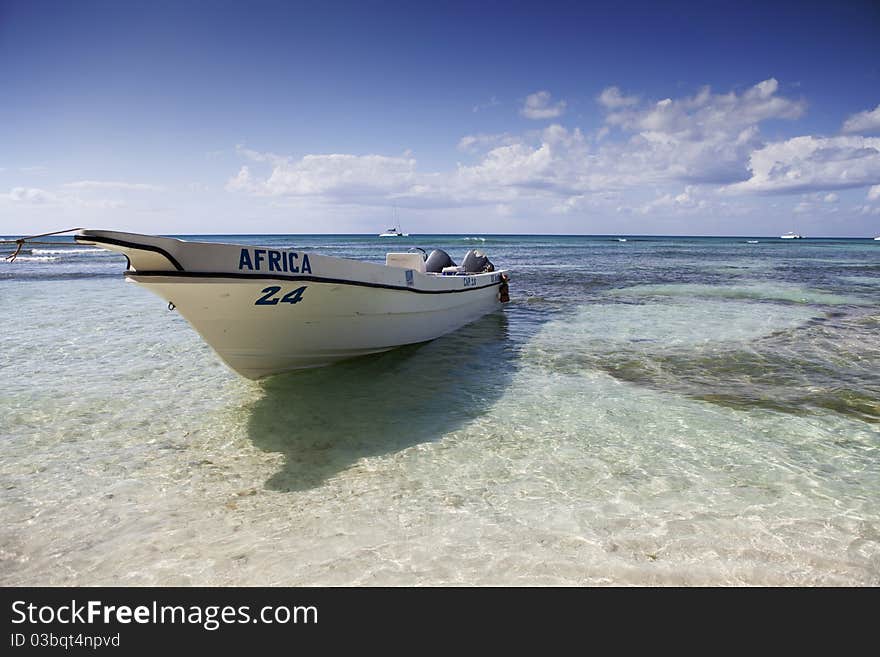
75 233 185 270
124 270 505 295
78 232 504 295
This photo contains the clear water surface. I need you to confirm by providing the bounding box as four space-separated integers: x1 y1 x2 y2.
1 234 878 585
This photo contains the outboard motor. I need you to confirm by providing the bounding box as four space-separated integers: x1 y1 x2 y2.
461 249 494 273
425 249 456 273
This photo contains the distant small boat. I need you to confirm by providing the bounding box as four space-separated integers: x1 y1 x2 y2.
780 232 803 239
874 236 880 240
379 208 409 237
746 240 759 244
616 238 627 242
379 227 408 237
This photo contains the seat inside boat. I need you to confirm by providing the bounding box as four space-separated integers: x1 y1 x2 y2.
385 252 426 273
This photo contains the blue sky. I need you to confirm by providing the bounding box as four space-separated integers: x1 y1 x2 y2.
2 0 879 235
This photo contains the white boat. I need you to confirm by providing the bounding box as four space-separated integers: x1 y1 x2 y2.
74 230 509 379
379 207 408 237
780 232 803 239
874 236 880 240
379 227 408 237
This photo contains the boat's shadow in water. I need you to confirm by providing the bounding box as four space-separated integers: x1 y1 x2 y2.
246 313 516 491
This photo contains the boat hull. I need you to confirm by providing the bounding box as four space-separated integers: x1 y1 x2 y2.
129 273 503 378
73 230 506 379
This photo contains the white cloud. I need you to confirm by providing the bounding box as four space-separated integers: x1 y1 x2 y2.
235 144 289 165
788 192 842 216
635 186 710 215
4 187 56 203
225 152 418 200
454 143 554 189
225 166 255 193
225 80 880 225
725 135 880 194
226 82 809 212
64 180 164 191
549 195 585 215
867 185 880 201
472 96 500 113
841 103 880 135
266 154 416 197
597 86 639 109
520 91 566 120
1 186 125 209
457 135 479 152
604 79 804 135
456 133 518 152
78 198 127 210
593 79 807 186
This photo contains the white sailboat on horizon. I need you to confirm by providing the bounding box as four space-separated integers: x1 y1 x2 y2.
379 207 409 237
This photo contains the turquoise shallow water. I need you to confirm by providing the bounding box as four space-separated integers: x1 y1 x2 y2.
1 234 879 585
